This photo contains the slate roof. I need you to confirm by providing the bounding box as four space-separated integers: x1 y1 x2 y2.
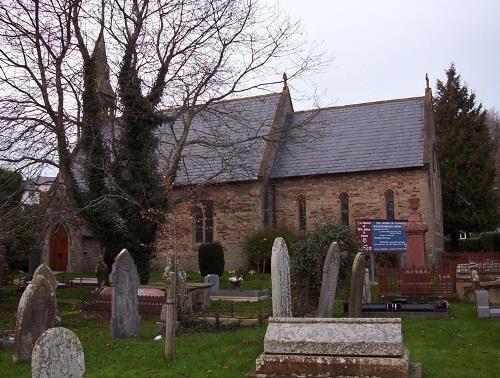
269 97 425 179
157 93 282 185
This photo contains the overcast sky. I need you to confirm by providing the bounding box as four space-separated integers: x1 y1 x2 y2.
272 0 500 111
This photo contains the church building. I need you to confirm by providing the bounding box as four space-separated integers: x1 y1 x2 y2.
39 36 443 272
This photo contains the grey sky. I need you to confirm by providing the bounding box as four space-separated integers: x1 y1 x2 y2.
273 0 500 111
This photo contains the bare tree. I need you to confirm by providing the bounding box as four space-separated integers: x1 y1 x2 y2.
0 0 324 278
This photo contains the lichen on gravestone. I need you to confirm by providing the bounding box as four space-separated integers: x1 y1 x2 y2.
31 327 85 378
13 275 57 362
348 252 366 317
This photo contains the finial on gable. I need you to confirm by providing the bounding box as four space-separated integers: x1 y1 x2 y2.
283 72 288 90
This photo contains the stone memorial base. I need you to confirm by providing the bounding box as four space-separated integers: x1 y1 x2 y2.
254 351 409 378
247 317 419 378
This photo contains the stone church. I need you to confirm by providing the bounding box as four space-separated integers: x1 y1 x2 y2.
38 35 443 272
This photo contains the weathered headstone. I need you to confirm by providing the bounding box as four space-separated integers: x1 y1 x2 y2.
110 249 141 338
476 289 490 319
348 252 366 317
271 237 292 318
317 242 341 317
13 275 56 362
32 264 57 293
362 267 371 304
31 327 85 378
204 274 220 292
95 259 110 289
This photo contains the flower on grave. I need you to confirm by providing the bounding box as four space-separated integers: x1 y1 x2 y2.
229 275 243 287
248 270 256 275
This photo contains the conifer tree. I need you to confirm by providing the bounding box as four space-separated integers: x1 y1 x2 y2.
434 64 498 250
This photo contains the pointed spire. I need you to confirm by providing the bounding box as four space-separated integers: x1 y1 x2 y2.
92 31 115 105
282 72 288 90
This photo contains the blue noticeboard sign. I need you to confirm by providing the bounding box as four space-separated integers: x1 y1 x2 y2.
371 221 407 252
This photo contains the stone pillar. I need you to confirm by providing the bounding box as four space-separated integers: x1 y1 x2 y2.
403 195 428 268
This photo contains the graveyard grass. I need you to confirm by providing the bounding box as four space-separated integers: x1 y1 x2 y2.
1 274 500 377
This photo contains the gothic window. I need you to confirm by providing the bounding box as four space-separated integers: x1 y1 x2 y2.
194 201 214 243
297 195 307 231
385 190 395 220
340 192 349 226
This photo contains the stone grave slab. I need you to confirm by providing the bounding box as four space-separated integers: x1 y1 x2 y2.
31 327 85 378
317 242 341 318
271 237 292 317
264 317 404 357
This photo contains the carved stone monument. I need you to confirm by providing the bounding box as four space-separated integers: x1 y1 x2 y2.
31 327 85 378
271 237 292 318
348 252 366 317
253 317 411 378
403 195 428 268
317 242 341 317
13 275 57 362
110 249 141 338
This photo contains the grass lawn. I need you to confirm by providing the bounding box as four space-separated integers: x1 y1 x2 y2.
1 274 499 377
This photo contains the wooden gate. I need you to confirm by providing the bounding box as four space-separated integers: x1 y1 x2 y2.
49 223 68 271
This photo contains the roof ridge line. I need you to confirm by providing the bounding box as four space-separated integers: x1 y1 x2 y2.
291 96 425 115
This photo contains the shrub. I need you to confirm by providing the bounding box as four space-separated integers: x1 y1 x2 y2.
198 242 225 276
289 223 358 309
479 232 500 252
243 227 299 273
457 238 481 252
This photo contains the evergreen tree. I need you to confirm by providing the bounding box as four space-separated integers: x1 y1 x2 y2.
434 64 498 250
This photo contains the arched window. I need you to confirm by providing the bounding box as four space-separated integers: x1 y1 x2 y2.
340 192 349 226
385 190 395 220
194 201 214 243
297 195 307 231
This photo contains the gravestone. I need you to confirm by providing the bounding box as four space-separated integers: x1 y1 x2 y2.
348 252 366 317
110 249 141 338
317 242 341 317
253 317 411 378
476 289 490 319
271 237 292 318
95 259 110 289
31 327 85 378
13 275 56 362
33 264 57 293
204 274 220 292
362 267 371 304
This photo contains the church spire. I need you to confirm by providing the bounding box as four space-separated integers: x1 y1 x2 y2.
92 31 115 111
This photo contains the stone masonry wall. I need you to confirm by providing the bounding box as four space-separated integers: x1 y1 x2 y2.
154 167 444 272
273 167 443 266
153 181 265 272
